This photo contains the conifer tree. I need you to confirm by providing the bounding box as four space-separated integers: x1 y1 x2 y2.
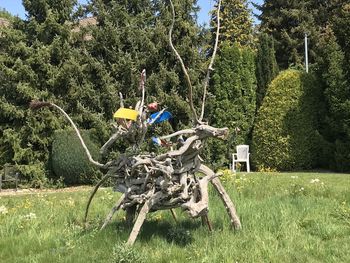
256 0 318 69
0 0 112 185
332 3 350 82
211 0 254 48
206 42 256 167
315 26 350 171
85 0 205 130
255 33 279 109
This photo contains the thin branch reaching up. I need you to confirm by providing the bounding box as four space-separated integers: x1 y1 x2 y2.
199 0 222 122
119 92 124 108
168 0 198 123
30 101 105 168
139 69 146 115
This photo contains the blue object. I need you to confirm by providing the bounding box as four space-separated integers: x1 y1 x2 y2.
151 137 162 146
148 111 172 124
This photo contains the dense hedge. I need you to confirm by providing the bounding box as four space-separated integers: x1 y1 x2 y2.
205 42 256 168
252 70 325 171
51 129 102 185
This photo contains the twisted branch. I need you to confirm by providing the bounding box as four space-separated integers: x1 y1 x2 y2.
199 0 222 122
168 0 198 123
30 101 105 168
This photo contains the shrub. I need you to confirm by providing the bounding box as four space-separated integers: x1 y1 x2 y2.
16 163 49 188
205 42 256 168
166 227 193 246
252 70 324 171
51 129 102 185
334 139 350 172
112 243 144 263
255 33 279 110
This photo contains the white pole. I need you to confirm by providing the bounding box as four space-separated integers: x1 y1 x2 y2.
305 33 309 73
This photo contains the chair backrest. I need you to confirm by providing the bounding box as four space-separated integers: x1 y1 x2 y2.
236 145 249 160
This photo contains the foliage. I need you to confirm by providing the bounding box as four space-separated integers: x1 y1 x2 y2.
211 0 254 48
16 163 49 188
330 5 350 171
256 0 319 69
166 227 193 246
85 0 205 132
0 9 13 20
112 242 144 263
51 129 102 185
255 33 279 109
333 3 350 82
314 26 350 171
0 0 113 186
252 70 324 171
205 42 256 168
0 0 208 184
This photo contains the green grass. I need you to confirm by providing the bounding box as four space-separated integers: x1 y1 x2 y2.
0 172 349 263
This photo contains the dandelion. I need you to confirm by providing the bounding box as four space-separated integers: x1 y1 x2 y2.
23 199 32 209
0 205 8 215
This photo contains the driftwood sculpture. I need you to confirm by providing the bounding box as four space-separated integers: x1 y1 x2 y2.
30 0 241 246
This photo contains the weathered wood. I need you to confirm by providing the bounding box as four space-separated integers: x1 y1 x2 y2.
170 209 178 223
211 177 241 230
201 214 213 232
126 205 137 226
199 0 222 122
31 0 241 246
84 173 114 224
100 193 126 230
126 190 162 246
168 0 198 123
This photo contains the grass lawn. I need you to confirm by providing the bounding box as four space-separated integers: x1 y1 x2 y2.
0 172 349 263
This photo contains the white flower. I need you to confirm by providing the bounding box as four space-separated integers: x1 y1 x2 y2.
23 212 37 220
299 187 305 191
0 205 8 215
310 178 320 184
291 176 298 179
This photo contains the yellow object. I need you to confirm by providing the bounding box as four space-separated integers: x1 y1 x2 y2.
113 108 139 121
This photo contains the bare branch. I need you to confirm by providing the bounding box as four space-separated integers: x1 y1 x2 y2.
211 176 242 230
84 173 115 223
100 193 126 230
199 0 222 122
32 101 105 168
148 108 166 125
159 128 195 140
119 92 124 108
168 0 198 123
139 69 146 115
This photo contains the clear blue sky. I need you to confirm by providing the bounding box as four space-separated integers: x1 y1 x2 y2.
0 0 262 24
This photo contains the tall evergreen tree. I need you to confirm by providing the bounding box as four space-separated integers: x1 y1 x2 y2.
255 33 279 109
0 0 114 185
206 42 256 167
332 3 350 82
256 0 318 69
315 26 350 171
85 0 205 130
211 0 254 48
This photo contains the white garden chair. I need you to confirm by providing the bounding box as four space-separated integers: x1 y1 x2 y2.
232 145 250 173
